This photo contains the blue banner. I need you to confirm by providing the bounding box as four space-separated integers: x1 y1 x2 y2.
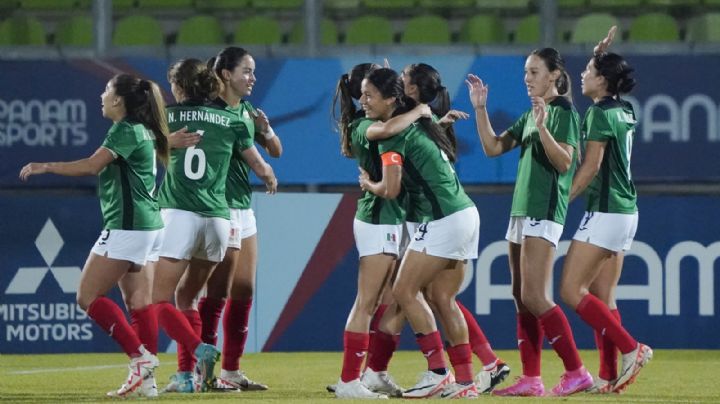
2 55 718 187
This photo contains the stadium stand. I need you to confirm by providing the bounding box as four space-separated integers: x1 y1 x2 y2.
628 12 680 42
345 15 394 45
176 15 225 45
56 14 93 46
402 14 451 44
0 14 46 45
112 15 163 46
570 13 620 44
514 13 540 44
458 13 506 44
687 12 720 42
234 15 282 45
288 18 339 45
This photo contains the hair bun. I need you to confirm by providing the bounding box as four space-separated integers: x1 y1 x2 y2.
139 79 151 91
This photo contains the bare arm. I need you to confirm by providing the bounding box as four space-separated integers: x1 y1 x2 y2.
366 104 431 141
438 109 470 128
465 74 517 157
253 108 283 157
358 165 402 200
240 145 278 194
570 140 606 202
167 127 201 149
532 96 574 173
20 147 115 180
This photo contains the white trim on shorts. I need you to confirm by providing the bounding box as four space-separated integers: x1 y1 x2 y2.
353 218 402 258
407 206 480 260
158 208 230 262
90 228 163 266
572 211 638 252
227 208 258 249
505 216 564 247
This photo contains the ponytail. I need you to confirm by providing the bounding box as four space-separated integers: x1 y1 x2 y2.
332 73 357 158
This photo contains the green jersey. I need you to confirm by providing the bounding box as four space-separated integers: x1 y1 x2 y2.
582 97 638 214
158 101 244 219
214 98 256 210
507 96 579 225
98 120 163 230
379 123 474 222
351 118 405 225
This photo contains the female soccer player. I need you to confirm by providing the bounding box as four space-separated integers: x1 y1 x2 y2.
359 68 481 399
559 51 652 394
466 48 593 396
19 74 168 397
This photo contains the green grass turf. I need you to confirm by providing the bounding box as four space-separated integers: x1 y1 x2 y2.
1 350 718 403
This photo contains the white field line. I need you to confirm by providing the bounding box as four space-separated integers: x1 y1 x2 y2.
7 364 125 375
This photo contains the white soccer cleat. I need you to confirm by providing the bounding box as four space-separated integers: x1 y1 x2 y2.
361 368 403 397
215 369 268 391
613 343 653 393
439 382 480 399
586 377 613 394
107 348 160 397
335 378 388 399
138 375 158 397
475 359 511 393
402 370 455 399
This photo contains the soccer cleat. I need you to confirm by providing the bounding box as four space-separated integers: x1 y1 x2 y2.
161 371 195 393
475 359 511 393
108 348 160 397
361 368 403 397
215 369 268 391
439 382 480 399
335 378 388 399
613 343 653 393
549 367 594 396
492 375 545 397
193 343 221 392
586 377 613 394
402 370 455 399
138 375 158 397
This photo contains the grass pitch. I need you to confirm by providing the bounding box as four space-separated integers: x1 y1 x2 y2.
1 350 717 403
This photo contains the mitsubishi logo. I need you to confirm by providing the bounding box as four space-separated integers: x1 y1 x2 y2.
5 218 82 294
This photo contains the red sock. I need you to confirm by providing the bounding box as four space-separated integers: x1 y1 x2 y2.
155 301 201 355
416 331 446 370
517 312 543 377
341 331 369 382
577 294 636 354
457 300 497 366
87 296 142 357
369 304 388 333
367 331 400 372
198 296 225 345
539 305 583 372
221 298 252 371
447 344 474 384
177 309 201 372
597 309 621 381
130 305 158 355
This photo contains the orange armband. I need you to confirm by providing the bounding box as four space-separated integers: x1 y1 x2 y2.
381 152 403 166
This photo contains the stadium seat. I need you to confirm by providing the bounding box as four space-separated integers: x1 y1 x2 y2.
137 0 193 9
288 18 338 45
20 0 81 10
176 15 225 45
197 0 251 11
475 0 529 11
459 14 505 44
324 0 360 9
113 0 136 11
362 0 416 9
56 15 93 46
514 14 539 44
113 15 164 46
588 0 641 9
0 15 46 45
234 15 282 45
402 15 450 44
686 13 720 42
251 0 304 9
646 0 700 6
418 0 474 9
570 13 620 44
558 0 586 9
345 15 394 45
628 12 679 42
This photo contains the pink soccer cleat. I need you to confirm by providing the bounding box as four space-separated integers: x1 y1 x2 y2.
492 375 545 397
549 366 594 396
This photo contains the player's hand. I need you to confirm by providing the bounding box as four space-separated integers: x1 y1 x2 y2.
531 96 547 129
415 104 432 119
254 108 271 135
265 175 278 195
439 109 470 126
358 167 371 191
19 162 48 181
168 127 200 148
465 74 488 110
594 25 617 55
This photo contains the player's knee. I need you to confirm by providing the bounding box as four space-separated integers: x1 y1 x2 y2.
76 293 95 311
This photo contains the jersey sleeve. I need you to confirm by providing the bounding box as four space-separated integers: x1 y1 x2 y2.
583 106 614 142
101 122 138 160
506 112 528 142
378 134 406 157
548 107 579 149
233 120 255 154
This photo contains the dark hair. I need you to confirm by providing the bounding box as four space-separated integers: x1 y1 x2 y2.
531 47 572 99
167 58 220 102
593 52 636 96
403 63 456 152
366 68 457 162
112 74 169 165
212 46 250 81
332 63 381 158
